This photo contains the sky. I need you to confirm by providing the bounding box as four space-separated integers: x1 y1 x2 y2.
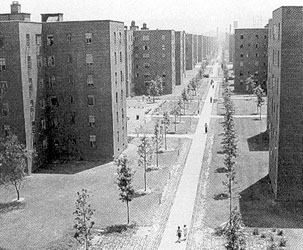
2 0 303 35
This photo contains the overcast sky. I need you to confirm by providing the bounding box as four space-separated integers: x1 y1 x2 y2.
2 0 303 35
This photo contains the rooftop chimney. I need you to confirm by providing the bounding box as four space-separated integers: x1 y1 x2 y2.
11 1 21 14
130 20 138 31
141 23 149 30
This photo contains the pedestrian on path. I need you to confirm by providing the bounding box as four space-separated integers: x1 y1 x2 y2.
176 226 182 243
210 97 212 103
183 225 188 241
204 123 208 133
212 84 214 89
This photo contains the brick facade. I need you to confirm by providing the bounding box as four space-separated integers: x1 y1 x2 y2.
234 28 268 93
186 33 194 70
268 6 303 201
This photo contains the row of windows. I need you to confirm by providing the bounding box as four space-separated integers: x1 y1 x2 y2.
47 33 93 46
239 71 267 77
239 34 267 39
240 52 267 58
239 43 267 49
239 61 266 67
134 53 166 58
134 44 166 51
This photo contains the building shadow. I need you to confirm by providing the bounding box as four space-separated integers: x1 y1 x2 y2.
239 175 303 228
34 158 112 175
247 131 269 151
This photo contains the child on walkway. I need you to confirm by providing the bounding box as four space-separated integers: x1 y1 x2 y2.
183 225 188 241
176 226 182 243
204 123 208 133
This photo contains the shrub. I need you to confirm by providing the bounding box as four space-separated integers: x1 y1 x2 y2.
279 237 287 247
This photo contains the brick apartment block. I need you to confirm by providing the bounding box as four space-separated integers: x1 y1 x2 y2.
234 28 268 93
268 6 303 201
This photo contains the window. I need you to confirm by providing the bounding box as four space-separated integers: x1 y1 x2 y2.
0 37 3 48
240 61 244 67
136 115 139 120
26 34 30 48
120 52 122 63
37 56 42 68
66 34 72 43
116 92 118 103
240 44 243 48
27 56 32 69
144 63 150 68
39 78 44 88
240 79 244 85
122 108 124 119
89 115 95 127
0 81 8 94
120 71 123 82
277 50 280 66
240 53 243 58
48 56 55 66
256 34 259 39
50 96 58 106
143 35 149 41
86 54 93 70
42 138 48 149
40 99 46 109
143 53 150 58
29 79 33 98
136 73 139 78
239 71 243 76
41 119 46 129
69 95 74 104
116 111 119 122
67 54 72 63
119 32 122 44
162 35 165 40
35 34 41 46
2 103 8 116
85 33 92 44
114 52 117 64
90 135 96 147
114 32 116 44
255 53 259 57
143 45 149 50
240 34 244 39
255 44 259 49
47 35 54 46
88 95 95 106
264 34 267 39
87 75 94 86
49 75 56 87
0 58 6 71
117 131 119 142
121 90 123 101
70 112 76 124
68 75 73 84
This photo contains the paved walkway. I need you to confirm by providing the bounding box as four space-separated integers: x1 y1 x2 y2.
157 62 221 250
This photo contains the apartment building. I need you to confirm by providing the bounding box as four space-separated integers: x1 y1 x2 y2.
175 31 185 85
193 34 198 65
198 35 203 62
133 25 176 95
124 26 134 97
229 34 235 63
186 33 194 70
268 6 303 201
0 2 127 173
234 28 268 93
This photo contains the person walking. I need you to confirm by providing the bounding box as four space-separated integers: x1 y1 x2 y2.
204 123 208 133
183 225 188 241
176 226 182 243
210 97 212 103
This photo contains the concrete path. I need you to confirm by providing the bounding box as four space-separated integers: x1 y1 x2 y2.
157 62 222 250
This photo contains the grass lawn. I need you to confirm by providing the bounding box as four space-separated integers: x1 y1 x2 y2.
0 137 191 250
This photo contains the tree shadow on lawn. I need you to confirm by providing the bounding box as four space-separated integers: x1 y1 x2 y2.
247 131 269 151
34 158 112 175
0 200 25 214
240 175 303 228
102 223 137 235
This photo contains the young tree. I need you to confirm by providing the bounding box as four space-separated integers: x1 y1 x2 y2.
153 120 162 168
189 79 197 96
0 133 27 201
162 112 171 150
116 155 134 224
170 105 181 133
138 135 153 192
253 85 265 120
224 208 246 250
245 75 256 95
181 88 189 115
147 76 164 102
177 98 183 122
73 189 95 250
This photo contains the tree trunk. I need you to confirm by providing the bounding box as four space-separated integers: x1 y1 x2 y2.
260 106 262 120
229 173 232 226
164 128 167 150
156 140 159 168
14 182 20 201
174 115 177 132
126 200 130 224
144 161 147 192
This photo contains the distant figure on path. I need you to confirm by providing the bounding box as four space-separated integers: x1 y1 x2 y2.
183 225 188 241
210 97 212 103
212 84 214 89
204 123 208 133
176 226 182 243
